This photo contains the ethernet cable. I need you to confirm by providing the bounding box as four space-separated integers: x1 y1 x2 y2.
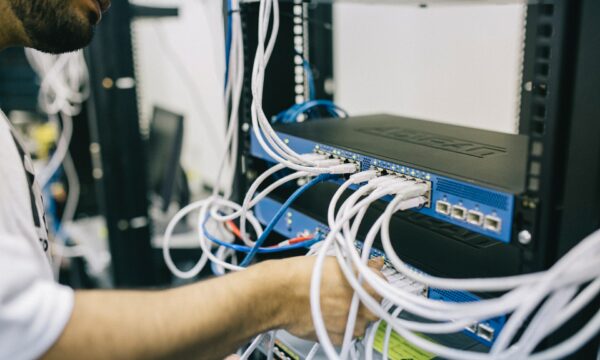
234 157 354 245
222 219 316 249
214 0 244 198
203 222 319 254
346 195 596 322
382 306 403 360
336 197 596 358
240 173 338 267
211 246 237 276
273 99 348 124
50 151 81 278
309 174 430 359
162 158 333 276
305 344 320 360
196 186 324 273
248 0 340 172
25 50 89 188
240 333 265 360
305 168 599 359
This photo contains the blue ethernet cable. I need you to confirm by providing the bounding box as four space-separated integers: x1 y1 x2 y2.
287 99 348 120
203 223 321 254
240 173 337 266
272 100 347 124
271 56 348 124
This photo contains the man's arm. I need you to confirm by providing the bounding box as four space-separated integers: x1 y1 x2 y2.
44 257 383 360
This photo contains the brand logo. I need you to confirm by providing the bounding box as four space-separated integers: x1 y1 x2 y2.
358 127 506 158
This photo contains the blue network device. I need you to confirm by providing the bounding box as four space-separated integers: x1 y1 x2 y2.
250 114 528 243
253 197 506 346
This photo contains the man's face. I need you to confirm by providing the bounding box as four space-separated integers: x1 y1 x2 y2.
8 0 110 54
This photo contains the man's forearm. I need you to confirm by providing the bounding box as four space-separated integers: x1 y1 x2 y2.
44 260 289 360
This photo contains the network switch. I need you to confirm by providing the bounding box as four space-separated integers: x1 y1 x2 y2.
250 114 528 243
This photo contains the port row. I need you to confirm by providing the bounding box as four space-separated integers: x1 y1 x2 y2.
435 200 502 233
376 167 432 208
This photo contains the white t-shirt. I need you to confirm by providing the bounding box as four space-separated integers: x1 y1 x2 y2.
0 110 74 360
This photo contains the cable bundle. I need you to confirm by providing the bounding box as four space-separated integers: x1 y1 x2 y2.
309 170 600 359
25 50 89 188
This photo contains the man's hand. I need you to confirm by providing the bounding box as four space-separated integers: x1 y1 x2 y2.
44 255 384 360
267 256 385 345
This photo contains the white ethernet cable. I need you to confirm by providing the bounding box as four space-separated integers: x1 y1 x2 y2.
214 0 244 199
247 0 356 174
162 196 264 278
240 333 266 360
50 151 81 278
310 175 430 359
38 114 73 188
161 0 245 276
25 50 89 188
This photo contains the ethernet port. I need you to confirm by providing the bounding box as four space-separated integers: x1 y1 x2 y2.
476 323 495 342
467 210 484 226
435 200 451 215
466 323 478 333
484 215 502 233
451 205 467 220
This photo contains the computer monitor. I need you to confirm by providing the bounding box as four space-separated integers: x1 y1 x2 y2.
147 106 189 212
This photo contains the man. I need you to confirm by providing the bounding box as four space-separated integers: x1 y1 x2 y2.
0 0 383 359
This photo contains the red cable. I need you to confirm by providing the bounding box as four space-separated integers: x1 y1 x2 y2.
226 219 314 247
226 220 244 240
287 235 314 245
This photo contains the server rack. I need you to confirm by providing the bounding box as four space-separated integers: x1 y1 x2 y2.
238 0 600 357
85 0 178 287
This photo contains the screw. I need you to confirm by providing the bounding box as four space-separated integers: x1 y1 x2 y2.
518 230 532 245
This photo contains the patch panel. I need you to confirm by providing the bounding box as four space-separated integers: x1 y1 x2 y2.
250 131 515 243
253 197 506 346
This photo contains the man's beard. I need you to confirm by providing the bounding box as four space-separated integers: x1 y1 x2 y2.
9 0 95 54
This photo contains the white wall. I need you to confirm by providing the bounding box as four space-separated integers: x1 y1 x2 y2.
333 3 526 134
132 0 226 191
